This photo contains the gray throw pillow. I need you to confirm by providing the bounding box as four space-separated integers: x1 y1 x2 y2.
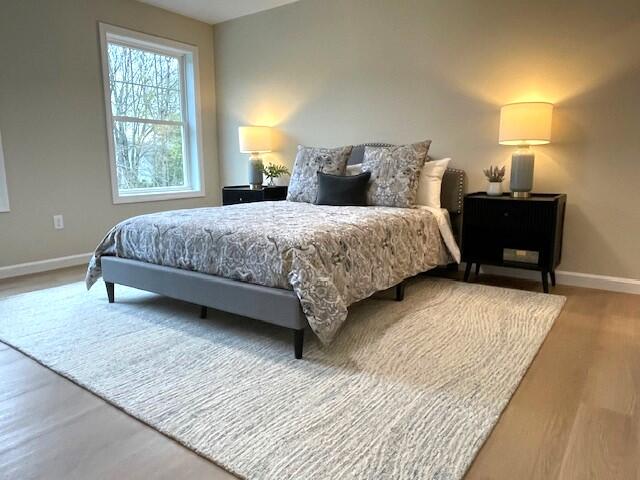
287 145 353 203
362 140 431 207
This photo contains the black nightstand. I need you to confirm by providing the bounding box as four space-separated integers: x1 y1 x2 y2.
222 185 288 206
461 192 566 293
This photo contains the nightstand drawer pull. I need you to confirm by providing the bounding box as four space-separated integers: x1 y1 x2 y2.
504 248 539 264
239 197 244 202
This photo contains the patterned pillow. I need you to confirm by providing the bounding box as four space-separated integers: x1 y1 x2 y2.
287 145 353 203
362 141 431 207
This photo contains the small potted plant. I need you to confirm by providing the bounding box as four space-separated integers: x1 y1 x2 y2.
260 162 290 186
483 165 506 196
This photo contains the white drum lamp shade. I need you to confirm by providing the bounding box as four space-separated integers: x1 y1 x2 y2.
239 126 272 153
499 102 553 197
499 102 553 146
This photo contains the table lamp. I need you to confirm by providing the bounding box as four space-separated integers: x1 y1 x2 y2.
499 102 553 198
238 126 272 190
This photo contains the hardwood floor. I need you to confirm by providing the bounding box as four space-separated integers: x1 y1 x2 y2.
1 266 638 479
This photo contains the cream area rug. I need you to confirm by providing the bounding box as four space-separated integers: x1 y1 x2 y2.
0 278 565 480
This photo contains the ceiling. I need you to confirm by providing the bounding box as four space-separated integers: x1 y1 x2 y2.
137 0 300 24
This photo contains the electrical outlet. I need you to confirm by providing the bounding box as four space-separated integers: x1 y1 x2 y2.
53 214 64 230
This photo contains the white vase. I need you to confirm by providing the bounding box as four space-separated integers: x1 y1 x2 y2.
487 182 503 196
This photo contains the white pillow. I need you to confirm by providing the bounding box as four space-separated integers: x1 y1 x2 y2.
346 163 362 176
415 158 451 208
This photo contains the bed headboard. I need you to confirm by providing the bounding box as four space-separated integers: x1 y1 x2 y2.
348 143 466 216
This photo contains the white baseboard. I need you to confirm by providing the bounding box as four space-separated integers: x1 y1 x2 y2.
1 253 638 295
476 264 640 295
0 253 92 280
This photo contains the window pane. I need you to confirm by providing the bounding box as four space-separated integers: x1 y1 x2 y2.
108 43 182 122
113 120 186 191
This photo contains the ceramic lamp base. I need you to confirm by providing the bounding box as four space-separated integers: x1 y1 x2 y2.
510 147 535 197
248 153 264 190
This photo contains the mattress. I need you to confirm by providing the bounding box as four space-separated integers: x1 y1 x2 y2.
87 201 459 343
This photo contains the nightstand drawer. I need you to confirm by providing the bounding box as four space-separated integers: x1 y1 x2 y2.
222 185 288 206
223 189 261 205
464 199 553 233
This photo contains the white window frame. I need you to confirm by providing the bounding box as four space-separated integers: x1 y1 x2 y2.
99 23 205 204
0 129 9 213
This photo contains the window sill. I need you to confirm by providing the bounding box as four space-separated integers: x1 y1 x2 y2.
112 189 206 205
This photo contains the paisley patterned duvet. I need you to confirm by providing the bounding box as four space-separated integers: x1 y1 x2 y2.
86 201 452 343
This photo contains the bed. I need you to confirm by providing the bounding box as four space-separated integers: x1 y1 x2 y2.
87 144 465 358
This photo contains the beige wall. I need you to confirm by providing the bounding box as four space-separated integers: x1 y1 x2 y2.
0 0 218 267
214 0 640 279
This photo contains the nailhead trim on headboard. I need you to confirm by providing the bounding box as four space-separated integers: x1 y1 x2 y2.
444 167 465 215
356 143 393 148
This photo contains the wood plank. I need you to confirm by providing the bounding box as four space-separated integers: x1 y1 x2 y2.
557 403 637 480
0 265 85 299
0 348 58 403
581 331 640 417
0 401 234 480
0 377 101 456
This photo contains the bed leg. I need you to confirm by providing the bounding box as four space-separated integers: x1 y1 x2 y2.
294 328 304 359
395 282 405 301
200 306 208 319
105 282 115 303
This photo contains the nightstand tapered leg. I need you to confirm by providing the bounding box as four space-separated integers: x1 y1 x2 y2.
550 271 556 287
463 263 473 282
541 271 549 293
475 264 481 276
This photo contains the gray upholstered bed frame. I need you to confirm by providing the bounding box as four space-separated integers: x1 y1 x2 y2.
102 144 465 359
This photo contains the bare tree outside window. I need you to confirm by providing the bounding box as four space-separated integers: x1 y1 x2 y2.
107 43 187 191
